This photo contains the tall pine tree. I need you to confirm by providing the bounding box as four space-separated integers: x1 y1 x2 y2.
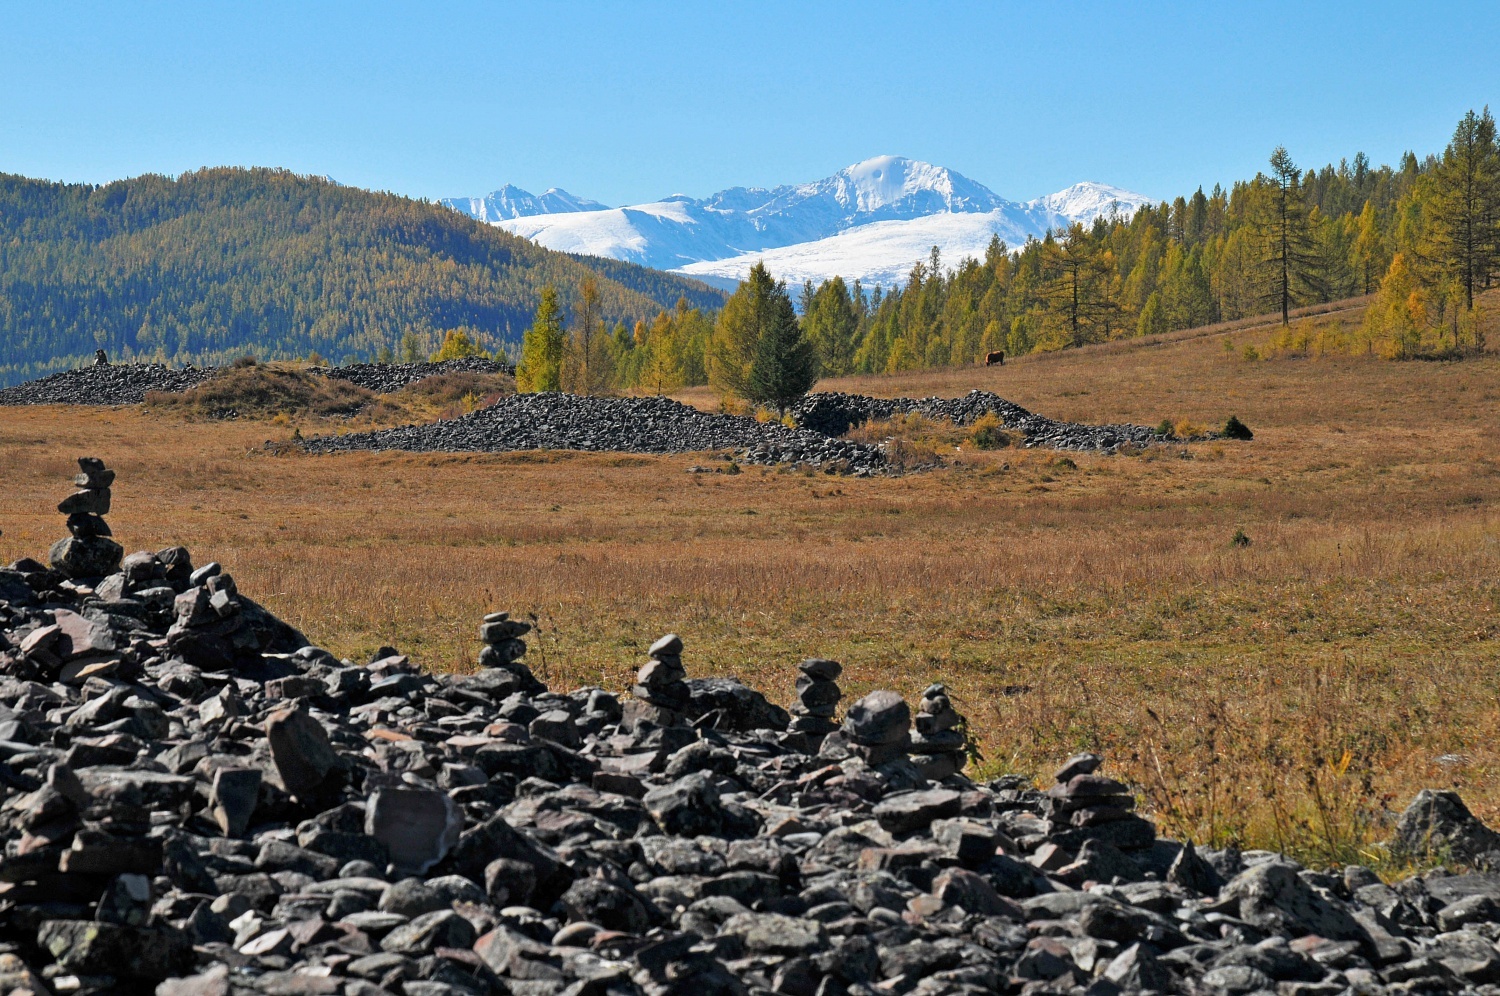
746 288 818 414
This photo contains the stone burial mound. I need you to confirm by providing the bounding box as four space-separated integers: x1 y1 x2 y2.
4 462 1500 996
791 392 1168 453
0 358 515 407
0 364 219 407
299 393 891 475
313 359 514 395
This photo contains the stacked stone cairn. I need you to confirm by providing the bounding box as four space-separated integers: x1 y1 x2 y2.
787 657 841 746
1041 751 1157 854
909 681 968 780
477 610 543 695
48 457 124 580
625 632 690 729
839 688 912 764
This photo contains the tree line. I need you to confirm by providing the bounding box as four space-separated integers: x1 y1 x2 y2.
515 107 1498 405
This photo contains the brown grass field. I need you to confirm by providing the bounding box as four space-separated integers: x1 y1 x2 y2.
2 295 1498 868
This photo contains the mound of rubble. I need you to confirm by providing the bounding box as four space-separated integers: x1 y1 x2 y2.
314 360 515 394
792 392 1167 453
300 394 889 474
4 459 1500 996
0 364 218 407
0 358 520 408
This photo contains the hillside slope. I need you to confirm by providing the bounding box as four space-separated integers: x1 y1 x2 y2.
0 168 725 386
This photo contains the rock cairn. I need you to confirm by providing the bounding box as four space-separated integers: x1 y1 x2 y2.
840 688 912 765
48 457 125 579
626 633 690 729
788 657 841 746
4 471 1500 994
1041 752 1158 854
909 682 968 780
478 610 542 695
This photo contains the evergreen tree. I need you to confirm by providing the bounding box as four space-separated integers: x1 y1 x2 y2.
1420 107 1499 310
746 289 818 413
516 286 565 392
709 262 781 399
802 276 860 375
430 328 485 361
1260 146 1324 325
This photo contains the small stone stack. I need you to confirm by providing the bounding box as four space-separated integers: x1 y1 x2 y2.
788 657 842 744
909 682 967 780
478 611 544 694
631 633 690 715
48 456 125 579
1042 752 1156 852
841 689 911 765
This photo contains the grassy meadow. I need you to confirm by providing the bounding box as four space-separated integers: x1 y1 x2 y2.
2 294 1498 868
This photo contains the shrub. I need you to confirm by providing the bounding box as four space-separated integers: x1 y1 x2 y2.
1231 528 1251 548
968 412 1012 450
1223 416 1254 440
233 355 258 369
1173 419 1207 439
1155 418 1175 438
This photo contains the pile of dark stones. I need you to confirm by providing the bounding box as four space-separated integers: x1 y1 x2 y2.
0 365 217 406
790 392 1170 453
6 462 1500 995
299 394 890 475
0 359 514 407
314 360 515 394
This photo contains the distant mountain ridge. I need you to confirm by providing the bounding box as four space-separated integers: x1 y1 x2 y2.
446 184 608 222
442 156 1153 287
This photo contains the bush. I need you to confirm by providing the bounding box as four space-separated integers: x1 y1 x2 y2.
1155 418 1175 438
233 355 258 369
968 412 1012 450
1223 415 1254 440
1173 418 1207 439
1231 528 1251 548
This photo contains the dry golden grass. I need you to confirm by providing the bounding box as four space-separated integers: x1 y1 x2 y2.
3 293 1499 867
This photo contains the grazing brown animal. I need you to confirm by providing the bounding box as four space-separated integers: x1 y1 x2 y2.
984 350 1005 366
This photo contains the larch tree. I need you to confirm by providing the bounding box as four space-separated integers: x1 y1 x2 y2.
1420 107 1499 310
1261 146 1324 325
516 286 565 392
802 276 860 375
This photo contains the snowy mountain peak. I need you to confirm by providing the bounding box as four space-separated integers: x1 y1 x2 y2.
440 185 607 223
445 160 1151 288
1028 181 1154 227
828 156 1006 215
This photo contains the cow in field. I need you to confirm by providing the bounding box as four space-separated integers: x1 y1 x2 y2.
984 350 1005 366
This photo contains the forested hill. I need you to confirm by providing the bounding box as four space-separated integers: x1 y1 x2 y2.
0 167 726 385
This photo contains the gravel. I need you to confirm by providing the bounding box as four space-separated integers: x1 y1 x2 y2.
0 456 1495 996
792 390 1168 452
302 393 891 474
0 363 217 406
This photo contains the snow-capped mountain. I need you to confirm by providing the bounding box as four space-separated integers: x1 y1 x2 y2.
442 184 606 223
444 157 1152 287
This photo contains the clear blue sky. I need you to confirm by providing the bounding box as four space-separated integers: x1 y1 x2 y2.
2 1 1496 206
